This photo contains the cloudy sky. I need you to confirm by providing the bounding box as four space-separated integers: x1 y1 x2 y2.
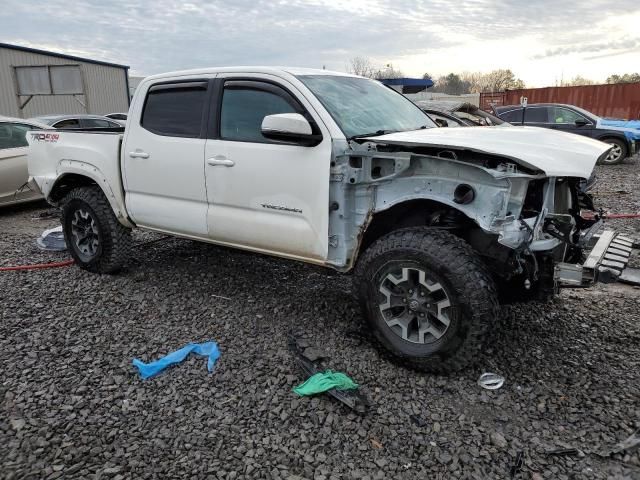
2 0 639 86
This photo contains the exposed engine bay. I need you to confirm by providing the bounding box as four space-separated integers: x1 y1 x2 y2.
326 139 617 301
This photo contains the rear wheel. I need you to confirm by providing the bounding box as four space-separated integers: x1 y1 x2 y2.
61 186 132 273
354 227 499 373
598 138 628 165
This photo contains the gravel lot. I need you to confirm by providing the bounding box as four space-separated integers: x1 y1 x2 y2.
1 156 639 480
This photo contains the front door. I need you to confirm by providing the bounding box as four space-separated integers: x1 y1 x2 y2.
204 75 332 262
548 106 595 139
122 79 212 236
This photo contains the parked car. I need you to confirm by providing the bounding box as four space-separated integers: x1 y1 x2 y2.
30 114 124 130
0 116 51 206
493 103 638 164
27 67 634 373
416 100 507 128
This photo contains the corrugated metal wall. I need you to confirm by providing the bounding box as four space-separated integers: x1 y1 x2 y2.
480 83 640 120
0 46 129 118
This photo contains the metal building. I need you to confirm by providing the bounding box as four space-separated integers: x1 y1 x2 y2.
0 43 130 118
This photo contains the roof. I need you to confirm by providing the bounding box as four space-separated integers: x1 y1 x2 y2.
142 66 358 83
415 100 475 113
29 114 120 125
0 43 129 70
378 77 434 88
496 103 576 111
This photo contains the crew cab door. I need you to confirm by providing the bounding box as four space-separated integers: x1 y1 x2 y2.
204 75 332 261
122 78 213 236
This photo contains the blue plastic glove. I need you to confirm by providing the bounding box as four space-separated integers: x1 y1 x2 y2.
132 341 221 379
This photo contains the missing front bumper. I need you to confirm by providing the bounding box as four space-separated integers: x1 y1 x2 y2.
555 230 637 287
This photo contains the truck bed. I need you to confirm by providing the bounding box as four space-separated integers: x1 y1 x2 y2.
27 129 130 224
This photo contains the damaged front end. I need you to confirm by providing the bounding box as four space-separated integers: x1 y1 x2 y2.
327 137 636 301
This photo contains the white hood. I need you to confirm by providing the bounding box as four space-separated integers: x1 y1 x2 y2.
369 126 610 178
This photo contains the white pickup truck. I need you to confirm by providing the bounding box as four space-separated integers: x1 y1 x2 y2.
28 67 636 372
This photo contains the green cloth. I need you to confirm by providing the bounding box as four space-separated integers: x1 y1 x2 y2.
293 370 359 396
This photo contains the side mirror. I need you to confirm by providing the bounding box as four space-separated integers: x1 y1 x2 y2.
575 119 589 127
261 113 322 146
434 118 449 128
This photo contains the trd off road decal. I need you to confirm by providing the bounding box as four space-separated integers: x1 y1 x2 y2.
30 133 60 142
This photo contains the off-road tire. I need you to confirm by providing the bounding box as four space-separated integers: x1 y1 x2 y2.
598 138 628 165
61 186 132 273
354 227 499 373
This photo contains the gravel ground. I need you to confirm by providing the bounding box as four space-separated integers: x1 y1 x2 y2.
1 156 639 480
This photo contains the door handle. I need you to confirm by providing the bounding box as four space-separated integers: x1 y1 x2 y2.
207 157 235 167
129 151 150 159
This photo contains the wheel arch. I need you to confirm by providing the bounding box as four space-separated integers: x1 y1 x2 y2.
50 167 134 228
354 198 481 265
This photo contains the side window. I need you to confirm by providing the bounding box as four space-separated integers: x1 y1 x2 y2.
83 119 112 128
523 107 549 123
0 123 32 149
500 109 523 123
220 83 298 143
552 107 588 124
53 119 81 129
141 82 207 137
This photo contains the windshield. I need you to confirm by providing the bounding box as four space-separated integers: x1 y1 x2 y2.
298 75 435 138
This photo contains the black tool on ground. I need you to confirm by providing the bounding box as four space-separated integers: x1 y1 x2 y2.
510 451 525 477
287 333 371 414
546 447 579 456
409 414 428 428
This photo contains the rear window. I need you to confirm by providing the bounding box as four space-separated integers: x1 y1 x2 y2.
0 123 32 149
141 83 207 137
54 119 81 129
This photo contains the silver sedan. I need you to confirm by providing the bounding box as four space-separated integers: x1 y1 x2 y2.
0 116 51 207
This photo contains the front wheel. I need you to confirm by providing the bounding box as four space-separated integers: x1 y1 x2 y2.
354 227 499 373
598 138 628 165
61 186 132 273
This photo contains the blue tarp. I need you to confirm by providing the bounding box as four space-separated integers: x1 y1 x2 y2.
132 341 221 379
601 119 640 130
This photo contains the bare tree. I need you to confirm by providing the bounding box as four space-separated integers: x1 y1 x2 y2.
348 57 376 78
373 63 404 80
563 75 597 86
607 73 640 84
459 69 525 93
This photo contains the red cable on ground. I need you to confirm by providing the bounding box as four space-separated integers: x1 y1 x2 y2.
0 260 75 272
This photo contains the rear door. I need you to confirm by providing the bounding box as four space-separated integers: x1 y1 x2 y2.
204 74 332 261
122 78 213 236
522 106 551 127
